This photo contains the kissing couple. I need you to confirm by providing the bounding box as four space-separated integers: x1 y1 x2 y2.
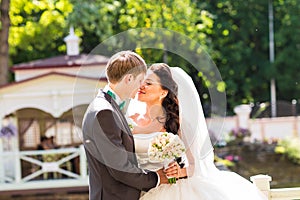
82 50 267 200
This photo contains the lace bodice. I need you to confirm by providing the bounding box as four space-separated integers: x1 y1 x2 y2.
133 132 165 171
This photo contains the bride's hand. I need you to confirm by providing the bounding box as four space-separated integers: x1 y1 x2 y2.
164 161 180 179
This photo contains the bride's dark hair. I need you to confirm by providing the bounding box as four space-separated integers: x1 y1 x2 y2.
149 63 180 134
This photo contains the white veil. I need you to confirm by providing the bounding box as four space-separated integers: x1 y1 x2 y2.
170 67 219 177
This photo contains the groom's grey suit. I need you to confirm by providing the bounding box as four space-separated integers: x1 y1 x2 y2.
82 90 158 200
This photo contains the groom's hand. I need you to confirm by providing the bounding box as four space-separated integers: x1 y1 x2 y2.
156 169 169 185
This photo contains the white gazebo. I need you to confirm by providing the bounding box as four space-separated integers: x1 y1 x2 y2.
0 28 109 151
0 28 108 191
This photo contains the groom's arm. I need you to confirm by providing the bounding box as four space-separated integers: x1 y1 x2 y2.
89 110 159 191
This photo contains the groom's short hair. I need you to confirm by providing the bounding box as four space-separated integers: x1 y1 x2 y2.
106 50 147 83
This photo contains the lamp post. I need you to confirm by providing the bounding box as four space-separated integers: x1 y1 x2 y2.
269 0 276 117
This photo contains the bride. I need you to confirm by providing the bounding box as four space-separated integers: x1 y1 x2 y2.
128 63 267 200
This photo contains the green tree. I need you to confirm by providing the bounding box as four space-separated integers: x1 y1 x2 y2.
203 0 270 112
67 0 122 53
7 0 299 116
9 0 73 64
273 0 300 102
202 0 300 114
68 0 222 115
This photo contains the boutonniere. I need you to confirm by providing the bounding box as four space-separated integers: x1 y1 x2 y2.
126 117 137 131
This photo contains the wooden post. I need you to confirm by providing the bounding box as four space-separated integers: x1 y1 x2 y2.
250 174 272 199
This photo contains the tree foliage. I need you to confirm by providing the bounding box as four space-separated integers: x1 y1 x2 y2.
68 0 219 112
203 0 270 110
272 0 300 102
9 0 72 63
3 0 300 115
202 0 300 113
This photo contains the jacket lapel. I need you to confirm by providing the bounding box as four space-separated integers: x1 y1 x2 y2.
102 90 137 161
103 91 132 136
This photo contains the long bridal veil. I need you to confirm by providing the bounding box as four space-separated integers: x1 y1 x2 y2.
170 67 218 177
170 67 267 199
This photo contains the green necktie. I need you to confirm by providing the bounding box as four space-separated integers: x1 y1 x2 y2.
118 101 126 110
107 90 116 100
107 90 125 110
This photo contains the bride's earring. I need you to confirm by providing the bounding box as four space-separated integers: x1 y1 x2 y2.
159 94 165 101
159 96 162 101
161 92 167 100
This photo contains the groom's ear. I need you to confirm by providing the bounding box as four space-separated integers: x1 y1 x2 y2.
123 74 133 84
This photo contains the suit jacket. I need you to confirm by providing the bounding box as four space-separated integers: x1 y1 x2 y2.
82 90 158 200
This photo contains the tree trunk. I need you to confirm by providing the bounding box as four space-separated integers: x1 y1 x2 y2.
0 0 10 86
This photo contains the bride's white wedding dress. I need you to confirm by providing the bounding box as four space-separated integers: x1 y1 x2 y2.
130 67 267 200
134 132 267 200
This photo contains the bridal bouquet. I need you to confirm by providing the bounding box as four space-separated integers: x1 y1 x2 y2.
148 132 186 183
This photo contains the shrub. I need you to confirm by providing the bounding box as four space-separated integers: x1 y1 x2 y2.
275 137 300 164
226 127 251 145
229 127 251 139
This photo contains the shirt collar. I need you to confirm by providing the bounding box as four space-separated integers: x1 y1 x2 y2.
103 85 123 105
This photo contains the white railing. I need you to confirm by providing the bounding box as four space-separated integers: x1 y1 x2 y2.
251 174 300 200
0 145 88 191
2 146 300 199
206 116 300 142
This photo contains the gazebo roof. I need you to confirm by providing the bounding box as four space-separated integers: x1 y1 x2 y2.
0 72 107 119
11 54 110 71
0 71 106 89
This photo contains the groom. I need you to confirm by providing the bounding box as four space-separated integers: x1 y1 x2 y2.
82 50 168 200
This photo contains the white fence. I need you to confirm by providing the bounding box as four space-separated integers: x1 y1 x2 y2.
0 145 88 192
1 115 300 199
207 116 300 141
1 145 300 199
251 175 300 200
